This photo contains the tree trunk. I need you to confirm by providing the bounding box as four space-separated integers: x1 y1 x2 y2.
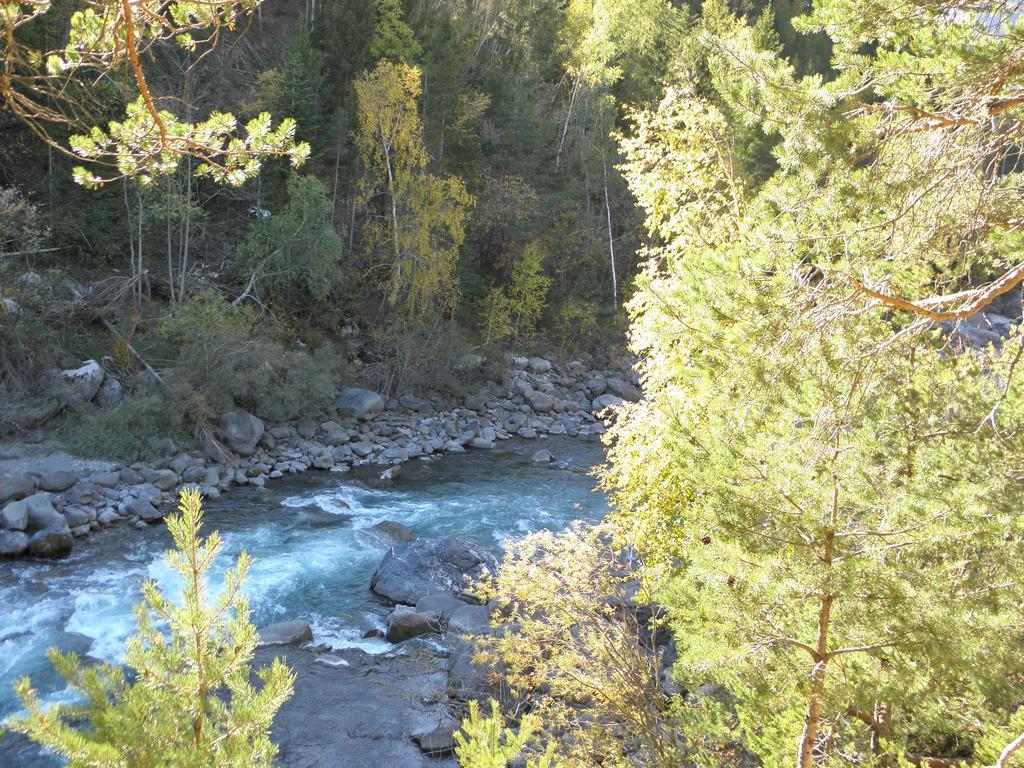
381 132 401 273
556 71 583 173
603 160 617 311
165 177 176 304
798 530 835 768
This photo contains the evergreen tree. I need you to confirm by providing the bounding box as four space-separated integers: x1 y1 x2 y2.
601 2 1024 766
1 1 310 186
5 489 295 767
370 0 422 63
236 174 346 321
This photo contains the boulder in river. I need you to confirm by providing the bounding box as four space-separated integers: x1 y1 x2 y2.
127 497 163 523
257 619 313 647
58 359 104 406
0 530 29 557
219 409 265 456
370 536 497 606
415 594 469 623
10 494 69 532
335 388 385 420
28 527 73 558
373 520 417 543
386 605 441 643
531 448 554 464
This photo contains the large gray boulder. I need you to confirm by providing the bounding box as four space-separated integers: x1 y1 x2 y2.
591 393 625 413
0 473 35 505
531 448 554 464
527 357 552 373
386 605 441 643
606 377 642 402
95 376 124 407
28 527 73 558
447 604 491 636
413 728 456 757
335 388 385 420
0 530 29 557
257 619 313 647
58 359 104 406
526 391 555 413
370 536 497 606
8 494 69 532
416 594 470 623
127 497 163 523
1 499 28 531
33 469 78 493
219 409 265 456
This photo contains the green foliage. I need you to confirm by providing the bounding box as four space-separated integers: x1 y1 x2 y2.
0 186 50 253
354 60 474 317
236 174 346 322
478 525 680 768
4 1 310 186
157 288 344 426
484 242 551 346
71 102 310 188
600 2 1024 767
366 315 478 396
370 0 422 63
6 488 294 766
550 297 600 354
455 699 560 768
58 389 189 461
253 30 328 148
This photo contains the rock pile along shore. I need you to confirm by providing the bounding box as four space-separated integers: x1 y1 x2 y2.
0 353 641 559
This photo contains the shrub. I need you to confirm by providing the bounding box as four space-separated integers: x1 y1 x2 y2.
156 288 346 426
550 297 599 354
0 186 49 254
6 489 295 766
365 315 484 396
455 699 559 768
58 389 190 461
483 242 551 348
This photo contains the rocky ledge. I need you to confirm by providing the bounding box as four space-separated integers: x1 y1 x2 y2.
0 353 641 559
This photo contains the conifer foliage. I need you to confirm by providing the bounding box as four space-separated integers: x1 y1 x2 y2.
602 2 1024 766
5 489 294 767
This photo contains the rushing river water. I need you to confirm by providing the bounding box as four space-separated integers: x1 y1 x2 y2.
0 435 607 765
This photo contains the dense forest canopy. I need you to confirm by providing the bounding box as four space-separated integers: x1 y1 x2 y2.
3 1 1024 767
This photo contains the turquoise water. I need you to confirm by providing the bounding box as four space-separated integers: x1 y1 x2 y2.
0 436 607 765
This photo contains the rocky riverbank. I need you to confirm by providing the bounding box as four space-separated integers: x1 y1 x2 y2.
0 354 640 560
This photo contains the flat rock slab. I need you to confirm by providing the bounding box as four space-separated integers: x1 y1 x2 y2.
259 647 458 768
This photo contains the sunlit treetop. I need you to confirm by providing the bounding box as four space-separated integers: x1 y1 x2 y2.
0 1 309 186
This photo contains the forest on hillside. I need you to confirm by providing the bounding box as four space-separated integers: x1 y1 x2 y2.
0 0 825 455
4 1 1024 768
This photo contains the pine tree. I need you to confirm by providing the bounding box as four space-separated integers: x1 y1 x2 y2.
601 2 1024 766
370 0 422 64
5 489 294 767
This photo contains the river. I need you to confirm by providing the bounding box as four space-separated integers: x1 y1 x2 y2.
0 435 608 766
